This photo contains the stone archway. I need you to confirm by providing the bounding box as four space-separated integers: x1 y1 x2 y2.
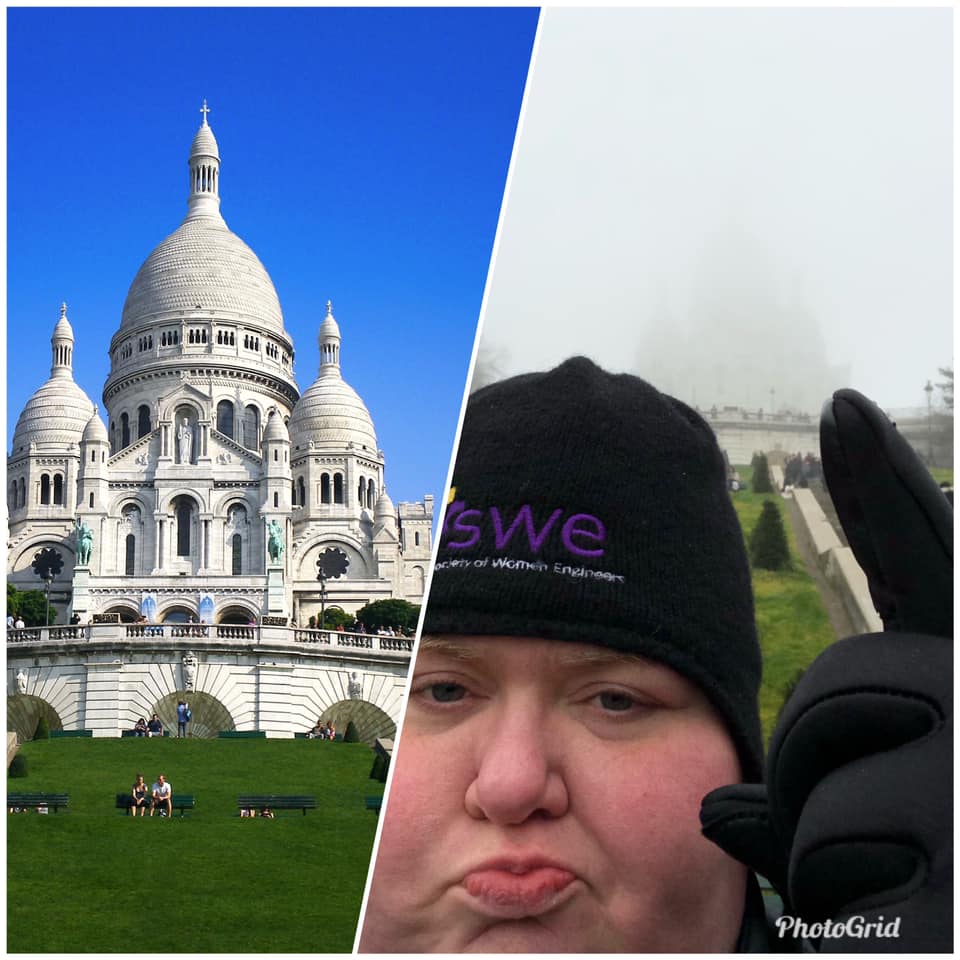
152 691 235 739
218 605 257 625
321 699 396 745
160 606 195 624
7 695 63 742
102 604 140 623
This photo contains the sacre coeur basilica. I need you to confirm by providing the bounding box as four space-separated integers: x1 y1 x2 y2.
6 105 432 741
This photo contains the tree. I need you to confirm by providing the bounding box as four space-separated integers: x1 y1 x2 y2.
750 500 791 571
7 584 57 626
751 453 773 494
355 598 420 632
937 366 954 410
343 720 360 743
7 581 19 617
33 715 50 740
321 607 355 630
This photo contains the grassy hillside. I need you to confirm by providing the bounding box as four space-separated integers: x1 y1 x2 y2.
732 466 836 741
7 738 383 953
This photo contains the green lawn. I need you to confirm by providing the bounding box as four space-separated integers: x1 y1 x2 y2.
7 738 383 952
929 466 953 486
732 466 836 742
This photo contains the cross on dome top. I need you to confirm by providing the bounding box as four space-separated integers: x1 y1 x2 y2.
60 302 68 318
200 99 211 126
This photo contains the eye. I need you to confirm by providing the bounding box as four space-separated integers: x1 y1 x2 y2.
426 682 467 703
596 690 637 712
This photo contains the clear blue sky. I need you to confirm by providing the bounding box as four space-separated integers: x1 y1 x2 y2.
7 7 539 509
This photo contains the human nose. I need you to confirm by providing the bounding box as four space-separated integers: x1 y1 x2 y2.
464 700 569 825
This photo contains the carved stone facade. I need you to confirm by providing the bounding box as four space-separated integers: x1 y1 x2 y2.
7 108 434 628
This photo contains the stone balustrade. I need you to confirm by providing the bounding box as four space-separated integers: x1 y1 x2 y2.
7 623 413 658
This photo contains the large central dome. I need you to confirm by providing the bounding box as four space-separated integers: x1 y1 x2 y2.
119 111 286 335
121 217 285 331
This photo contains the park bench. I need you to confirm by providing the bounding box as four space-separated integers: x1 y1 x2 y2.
8 792 69 813
364 795 382 813
236 794 316 816
120 730 171 737
218 731 266 739
115 792 195 817
50 730 93 738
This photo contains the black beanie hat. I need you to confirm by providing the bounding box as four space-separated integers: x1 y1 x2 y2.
424 356 763 782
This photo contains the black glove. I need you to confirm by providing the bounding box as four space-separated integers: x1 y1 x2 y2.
701 388 952 952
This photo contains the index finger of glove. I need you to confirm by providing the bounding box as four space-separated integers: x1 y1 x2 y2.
820 388 952 637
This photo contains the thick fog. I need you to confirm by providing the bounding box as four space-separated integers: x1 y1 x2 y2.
476 8 952 416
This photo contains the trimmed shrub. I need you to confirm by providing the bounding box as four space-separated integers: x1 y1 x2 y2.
369 753 388 782
750 500 791 571
343 721 360 743
354 598 420 633
9 754 28 778
33 715 50 740
751 453 773 493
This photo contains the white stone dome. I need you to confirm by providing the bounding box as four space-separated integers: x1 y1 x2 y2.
12 377 95 455
11 306 96 456
81 407 109 443
120 215 285 332
289 373 379 454
263 407 290 443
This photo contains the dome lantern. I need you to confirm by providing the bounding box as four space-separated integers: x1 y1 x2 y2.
186 99 222 220
51 302 75 379
318 300 342 375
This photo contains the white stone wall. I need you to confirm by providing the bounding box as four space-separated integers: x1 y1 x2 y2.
8 628 411 737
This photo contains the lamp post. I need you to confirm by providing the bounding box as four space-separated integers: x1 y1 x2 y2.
44 572 54 628
924 379 934 465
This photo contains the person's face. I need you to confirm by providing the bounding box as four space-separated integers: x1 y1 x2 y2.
158 775 165 785
360 636 746 953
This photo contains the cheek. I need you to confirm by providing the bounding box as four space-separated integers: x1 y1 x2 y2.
370 733 466 885
577 719 746 950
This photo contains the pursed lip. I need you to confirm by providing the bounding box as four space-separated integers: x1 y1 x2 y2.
460 856 580 919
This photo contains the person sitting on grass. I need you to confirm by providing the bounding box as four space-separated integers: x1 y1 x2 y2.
131 773 148 816
240 807 256 818
150 774 172 818
260 806 275 819
147 713 163 737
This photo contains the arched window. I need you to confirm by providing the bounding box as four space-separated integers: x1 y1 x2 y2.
232 534 242 575
9 481 17 510
291 481 297 505
137 405 150 438
40 473 51 505
19 478 26 508
358 476 366 504
89 492 95 508
333 473 344 504
273 492 279 508
217 400 234 438
175 497 193 557
243 405 260 450
53 474 64 505
91 449 96 463
321 473 331 504
367 479 375 509
125 534 136 576
415 531 420 547
298 477 306 507
120 413 130 448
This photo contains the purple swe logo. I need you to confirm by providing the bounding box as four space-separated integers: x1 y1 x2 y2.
442 489 606 558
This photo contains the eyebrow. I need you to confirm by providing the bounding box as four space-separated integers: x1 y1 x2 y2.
418 636 654 669
418 636 482 660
